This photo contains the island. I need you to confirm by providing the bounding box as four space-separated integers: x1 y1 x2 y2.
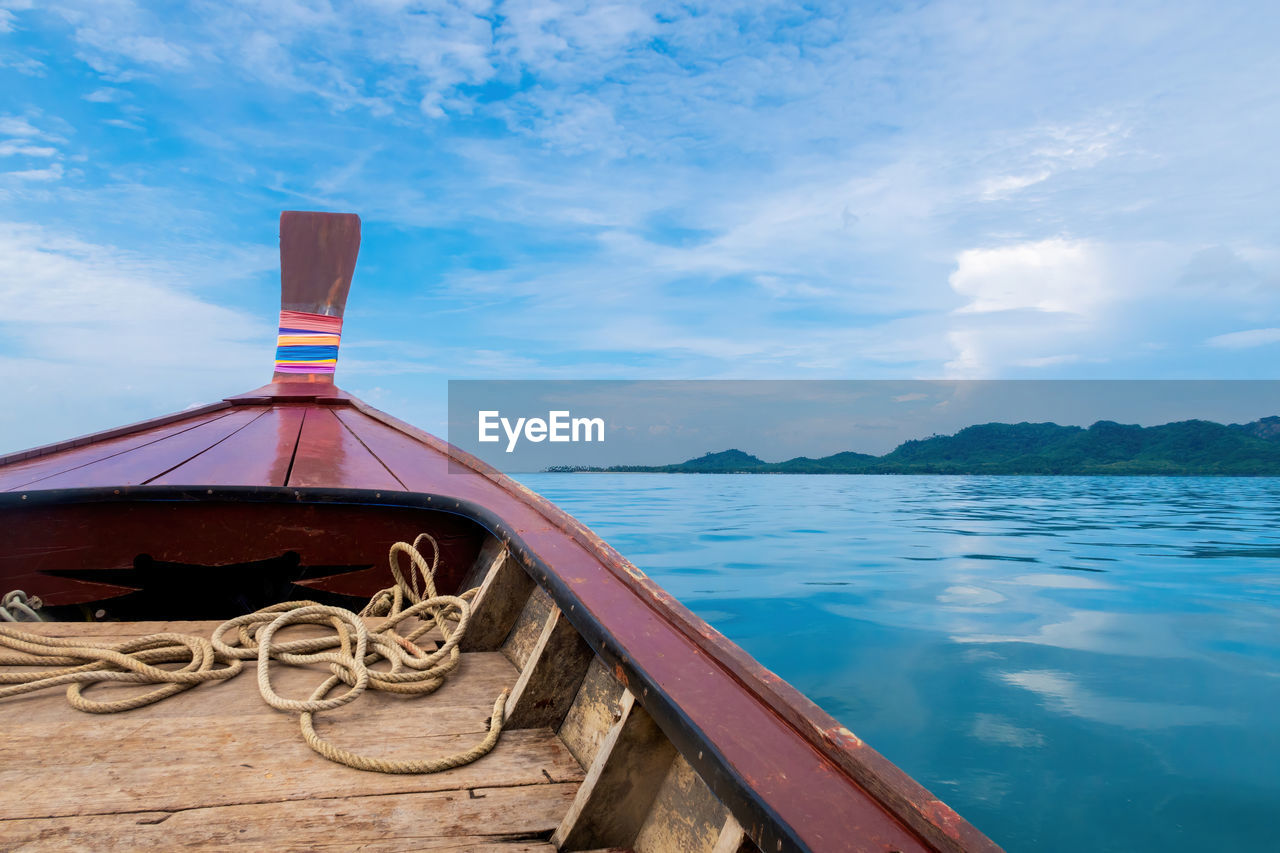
546 416 1280 475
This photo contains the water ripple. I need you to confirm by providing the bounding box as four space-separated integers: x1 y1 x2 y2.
519 473 1280 853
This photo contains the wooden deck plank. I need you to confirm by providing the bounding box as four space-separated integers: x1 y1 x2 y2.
287 408 404 490
0 410 235 492
7 837 557 853
0 652 516 728
0 726 582 820
12 619 246 637
9 616 432 640
12 616 430 640
14 409 265 490
0 619 585 844
147 406 305 486
0 783 574 852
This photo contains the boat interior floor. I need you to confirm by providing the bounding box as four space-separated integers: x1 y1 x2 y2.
0 621 582 852
0 543 757 853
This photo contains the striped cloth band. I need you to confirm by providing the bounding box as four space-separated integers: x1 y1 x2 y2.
275 310 342 374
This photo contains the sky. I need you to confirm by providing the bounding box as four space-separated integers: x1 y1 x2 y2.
2 0 1279 454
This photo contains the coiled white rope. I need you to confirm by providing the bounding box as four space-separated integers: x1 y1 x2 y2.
0 534 508 774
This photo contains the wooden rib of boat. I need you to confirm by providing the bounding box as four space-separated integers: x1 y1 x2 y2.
0 212 1002 853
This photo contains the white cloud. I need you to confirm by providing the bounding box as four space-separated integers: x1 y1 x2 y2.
0 0 32 32
50 1 191 73
1205 327 1280 349
0 113 68 191
978 170 1052 200
968 117 1127 202
0 221 269 452
0 222 266 348
0 116 45 137
0 143 57 157
939 237 1164 376
2 163 63 181
82 87 123 102
0 50 45 75
943 318 1097 378
2 0 1279 398
950 239 1109 315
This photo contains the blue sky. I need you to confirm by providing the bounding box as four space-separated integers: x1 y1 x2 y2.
1 1 1278 453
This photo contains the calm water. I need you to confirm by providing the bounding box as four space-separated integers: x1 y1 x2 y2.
518 474 1280 853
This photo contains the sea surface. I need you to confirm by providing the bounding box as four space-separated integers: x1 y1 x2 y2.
517 473 1280 853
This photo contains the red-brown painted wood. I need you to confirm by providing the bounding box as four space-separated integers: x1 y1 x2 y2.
271 211 360 384
0 571 139 608
0 402 232 469
15 409 264 490
0 501 482 606
0 409 238 492
279 211 360 317
225 382 355 404
149 407 306 487
286 408 403 490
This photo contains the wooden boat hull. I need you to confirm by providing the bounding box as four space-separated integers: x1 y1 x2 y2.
0 211 1003 852
1 479 1001 852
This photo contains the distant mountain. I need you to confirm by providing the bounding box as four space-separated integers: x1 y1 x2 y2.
766 450 880 474
866 419 1280 474
601 449 769 473
1232 415 1280 442
547 416 1280 475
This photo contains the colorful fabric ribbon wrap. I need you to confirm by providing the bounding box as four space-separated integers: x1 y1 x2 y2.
275 310 342 374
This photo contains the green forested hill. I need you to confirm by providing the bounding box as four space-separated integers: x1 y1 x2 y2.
551 416 1280 475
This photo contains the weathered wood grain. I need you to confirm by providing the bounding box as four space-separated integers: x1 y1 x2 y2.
711 814 759 853
0 718 582 820
11 619 234 637
501 585 554 671
460 537 507 593
504 606 595 731
552 690 677 851
0 783 576 852
0 640 512 725
558 656 626 770
461 550 534 653
634 754 729 853
0 618 585 849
